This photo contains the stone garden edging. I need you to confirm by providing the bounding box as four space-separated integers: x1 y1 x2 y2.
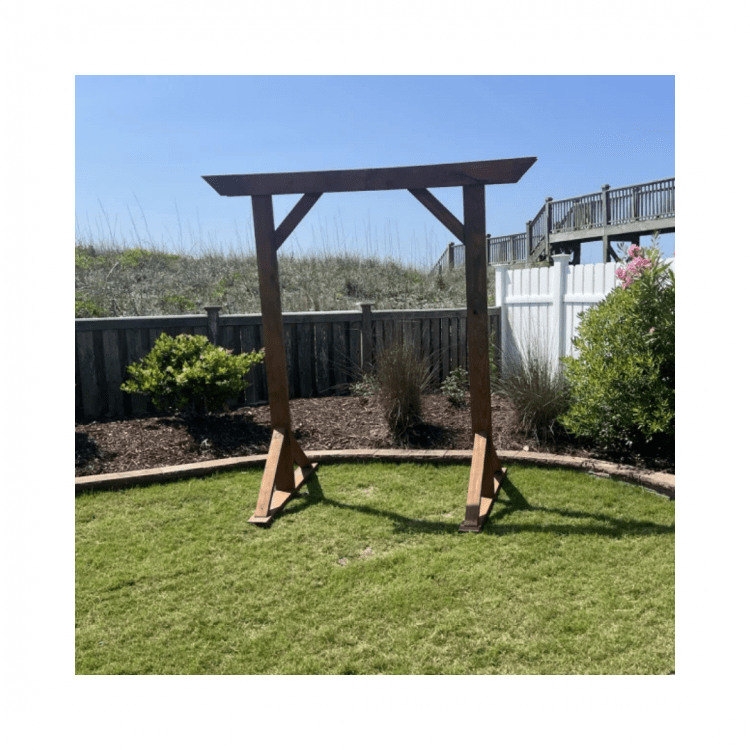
75 449 674 499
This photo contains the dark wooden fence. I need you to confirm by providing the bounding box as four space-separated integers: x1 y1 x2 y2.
75 305 502 422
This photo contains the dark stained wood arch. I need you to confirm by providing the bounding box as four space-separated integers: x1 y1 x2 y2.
203 157 537 531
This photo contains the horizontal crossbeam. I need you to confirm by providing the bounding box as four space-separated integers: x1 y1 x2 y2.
203 157 537 197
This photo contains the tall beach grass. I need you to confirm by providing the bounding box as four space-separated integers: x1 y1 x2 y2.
75 206 491 317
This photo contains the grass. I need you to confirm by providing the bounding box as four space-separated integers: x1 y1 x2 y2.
76 462 674 675
75 241 491 318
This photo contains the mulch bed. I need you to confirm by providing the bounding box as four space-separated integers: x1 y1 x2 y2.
75 393 674 477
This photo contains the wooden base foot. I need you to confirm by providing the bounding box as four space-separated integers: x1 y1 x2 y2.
248 429 318 526
458 432 506 533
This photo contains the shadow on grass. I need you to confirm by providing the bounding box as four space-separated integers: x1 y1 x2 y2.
281 471 674 539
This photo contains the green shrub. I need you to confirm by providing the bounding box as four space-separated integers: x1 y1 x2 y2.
493 337 570 447
373 339 432 437
75 294 107 318
560 245 674 456
441 367 469 407
350 373 378 398
160 293 199 314
121 333 264 415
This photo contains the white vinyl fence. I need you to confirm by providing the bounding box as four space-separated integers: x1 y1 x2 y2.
494 253 674 373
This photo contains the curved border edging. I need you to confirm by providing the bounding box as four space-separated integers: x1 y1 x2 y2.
75 449 674 499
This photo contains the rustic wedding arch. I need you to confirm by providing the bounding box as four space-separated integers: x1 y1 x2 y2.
203 157 536 532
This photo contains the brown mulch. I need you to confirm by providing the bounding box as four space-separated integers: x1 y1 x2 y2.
75 393 674 477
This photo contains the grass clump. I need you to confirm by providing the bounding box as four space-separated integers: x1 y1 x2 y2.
493 337 570 448
76 462 675 674
370 339 432 437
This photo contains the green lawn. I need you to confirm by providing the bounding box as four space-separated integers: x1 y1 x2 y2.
75 462 674 674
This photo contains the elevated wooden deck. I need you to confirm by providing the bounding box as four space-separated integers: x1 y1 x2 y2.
433 177 675 271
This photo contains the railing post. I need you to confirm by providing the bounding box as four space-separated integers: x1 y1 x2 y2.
486 233 492 264
601 184 610 226
632 186 640 220
448 242 455 270
545 197 553 263
358 301 374 374
601 184 612 262
204 305 222 345
525 220 532 263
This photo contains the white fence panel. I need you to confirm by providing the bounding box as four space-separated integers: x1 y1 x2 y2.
495 254 674 372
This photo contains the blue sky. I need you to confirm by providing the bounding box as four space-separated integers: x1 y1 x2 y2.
76 75 674 266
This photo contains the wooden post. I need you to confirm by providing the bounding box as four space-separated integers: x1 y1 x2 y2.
525 220 533 263
448 242 455 270
571 242 581 265
252 195 292 436
632 186 640 221
601 184 612 262
248 194 318 526
545 196 554 263
459 184 505 533
204 305 221 345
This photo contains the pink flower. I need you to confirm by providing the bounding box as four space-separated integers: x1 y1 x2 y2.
617 245 652 289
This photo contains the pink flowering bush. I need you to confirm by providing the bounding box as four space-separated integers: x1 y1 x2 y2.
615 244 653 288
560 240 674 458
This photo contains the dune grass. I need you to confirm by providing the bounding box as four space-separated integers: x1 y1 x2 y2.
75 462 674 675
74 242 481 318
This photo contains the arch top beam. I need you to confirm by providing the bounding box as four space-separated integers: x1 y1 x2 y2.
202 157 537 197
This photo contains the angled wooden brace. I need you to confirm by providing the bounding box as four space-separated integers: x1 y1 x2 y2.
458 432 506 532
248 428 318 526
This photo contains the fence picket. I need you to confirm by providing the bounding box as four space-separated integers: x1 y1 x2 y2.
102 329 124 417
332 321 348 391
296 322 313 398
314 323 330 395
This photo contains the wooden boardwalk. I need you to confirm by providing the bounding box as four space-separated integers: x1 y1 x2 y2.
433 177 675 271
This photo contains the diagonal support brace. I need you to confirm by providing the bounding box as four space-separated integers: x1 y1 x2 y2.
249 428 319 527
409 187 465 242
459 432 506 533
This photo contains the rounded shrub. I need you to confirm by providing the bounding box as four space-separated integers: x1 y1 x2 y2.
560 245 674 457
121 333 264 415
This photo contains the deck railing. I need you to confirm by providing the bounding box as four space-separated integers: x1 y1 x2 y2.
431 177 675 273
